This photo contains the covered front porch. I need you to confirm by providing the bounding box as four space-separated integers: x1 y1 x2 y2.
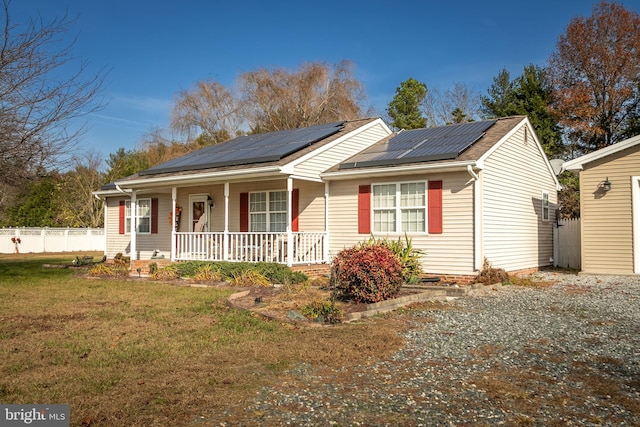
121 175 331 267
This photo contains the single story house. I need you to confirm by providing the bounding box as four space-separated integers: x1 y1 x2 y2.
563 134 640 274
95 115 559 281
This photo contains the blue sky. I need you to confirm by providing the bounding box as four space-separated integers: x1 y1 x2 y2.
12 1 640 167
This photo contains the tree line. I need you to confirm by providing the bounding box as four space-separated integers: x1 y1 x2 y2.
2 1 639 226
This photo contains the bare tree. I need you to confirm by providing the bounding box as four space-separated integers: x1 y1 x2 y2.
59 151 104 227
425 83 481 126
0 0 106 189
170 81 242 145
239 60 366 133
139 127 195 168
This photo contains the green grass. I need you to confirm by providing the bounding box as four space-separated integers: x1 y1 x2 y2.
0 252 404 426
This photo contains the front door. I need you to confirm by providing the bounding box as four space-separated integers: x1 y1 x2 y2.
190 194 209 232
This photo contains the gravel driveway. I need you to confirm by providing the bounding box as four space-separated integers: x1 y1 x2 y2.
227 272 640 426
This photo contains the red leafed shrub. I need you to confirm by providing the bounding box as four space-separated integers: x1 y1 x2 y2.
332 244 404 304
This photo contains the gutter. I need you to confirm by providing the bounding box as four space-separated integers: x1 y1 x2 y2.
111 165 283 190
321 160 479 180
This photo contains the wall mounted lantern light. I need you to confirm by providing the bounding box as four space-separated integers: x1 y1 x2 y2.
602 177 612 192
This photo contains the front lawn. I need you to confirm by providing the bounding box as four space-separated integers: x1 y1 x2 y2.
0 253 404 425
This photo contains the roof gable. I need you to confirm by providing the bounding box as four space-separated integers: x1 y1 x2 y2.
563 133 640 171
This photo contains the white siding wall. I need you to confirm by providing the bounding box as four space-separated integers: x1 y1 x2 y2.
105 197 130 258
296 180 326 231
105 195 172 259
293 121 390 177
327 171 476 275
481 125 557 272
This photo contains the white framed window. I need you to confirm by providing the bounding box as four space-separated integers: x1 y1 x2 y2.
250 190 287 232
542 191 550 221
372 181 426 233
125 199 151 234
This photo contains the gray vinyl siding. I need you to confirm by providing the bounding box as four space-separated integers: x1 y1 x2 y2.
579 146 640 274
481 125 557 272
327 171 476 275
105 197 129 258
104 195 172 259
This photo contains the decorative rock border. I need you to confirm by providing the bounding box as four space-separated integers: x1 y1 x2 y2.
226 283 501 324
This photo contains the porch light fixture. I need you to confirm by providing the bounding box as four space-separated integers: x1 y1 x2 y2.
602 177 611 192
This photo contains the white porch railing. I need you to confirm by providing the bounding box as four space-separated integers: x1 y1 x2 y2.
174 231 327 265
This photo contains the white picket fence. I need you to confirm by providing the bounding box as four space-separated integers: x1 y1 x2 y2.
553 218 581 270
0 228 105 254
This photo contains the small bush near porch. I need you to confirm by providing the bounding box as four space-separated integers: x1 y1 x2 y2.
331 236 424 304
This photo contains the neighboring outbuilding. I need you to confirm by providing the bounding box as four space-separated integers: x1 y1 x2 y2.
95 115 559 281
563 134 640 274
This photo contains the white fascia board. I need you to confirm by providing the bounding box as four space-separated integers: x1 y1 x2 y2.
287 118 392 169
563 133 640 171
92 189 123 198
113 165 283 190
321 160 478 181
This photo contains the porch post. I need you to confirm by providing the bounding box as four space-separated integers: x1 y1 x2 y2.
286 177 293 267
171 187 177 261
324 181 330 263
223 182 229 261
130 191 137 261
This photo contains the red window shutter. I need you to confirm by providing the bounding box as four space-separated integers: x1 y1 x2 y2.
291 188 299 232
151 198 159 234
240 192 249 232
428 180 443 234
119 200 125 234
358 185 371 234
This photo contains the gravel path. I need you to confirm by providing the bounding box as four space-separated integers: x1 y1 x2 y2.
227 273 640 426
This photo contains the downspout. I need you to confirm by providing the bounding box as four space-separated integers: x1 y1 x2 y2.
467 165 482 272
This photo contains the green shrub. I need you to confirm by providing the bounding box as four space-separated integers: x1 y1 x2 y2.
253 262 307 285
176 261 307 285
175 261 210 277
366 234 423 284
193 264 222 282
301 300 343 324
332 244 404 303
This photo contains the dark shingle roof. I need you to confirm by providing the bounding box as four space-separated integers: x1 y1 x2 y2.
329 116 526 172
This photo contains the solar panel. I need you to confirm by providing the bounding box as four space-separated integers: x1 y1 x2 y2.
339 120 496 169
139 121 345 175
